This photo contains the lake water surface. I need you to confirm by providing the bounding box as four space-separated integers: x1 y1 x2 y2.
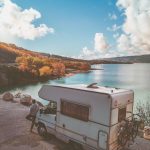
2 63 150 107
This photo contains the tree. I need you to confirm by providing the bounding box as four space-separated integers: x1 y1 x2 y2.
16 56 66 77
39 66 53 76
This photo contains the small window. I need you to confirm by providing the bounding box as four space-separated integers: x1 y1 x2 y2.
118 107 126 122
44 101 57 114
61 100 89 121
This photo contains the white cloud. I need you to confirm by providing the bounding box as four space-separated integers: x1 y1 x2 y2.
107 24 121 32
94 33 109 52
0 0 54 41
79 47 97 60
113 33 119 38
78 47 122 60
79 33 110 60
116 0 150 54
82 47 94 56
117 34 131 51
108 13 117 20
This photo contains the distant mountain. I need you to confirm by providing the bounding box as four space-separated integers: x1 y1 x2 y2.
106 54 150 63
89 54 150 64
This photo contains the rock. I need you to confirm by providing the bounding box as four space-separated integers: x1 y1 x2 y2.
144 126 150 140
20 94 32 106
2 92 14 101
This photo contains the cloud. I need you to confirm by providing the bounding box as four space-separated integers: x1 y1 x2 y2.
0 0 54 41
79 33 110 59
94 33 109 52
108 13 117 20
117 34 132 51
107 24 121 32
113 33 119 38
79 47 97 60
116 0 150 54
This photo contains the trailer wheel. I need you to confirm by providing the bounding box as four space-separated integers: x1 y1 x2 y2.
37 123 47 138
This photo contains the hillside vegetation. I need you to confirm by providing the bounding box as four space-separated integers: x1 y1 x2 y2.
0 42 91 88
0 42 42 63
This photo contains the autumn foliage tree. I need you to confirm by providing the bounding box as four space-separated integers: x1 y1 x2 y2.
16 56 66 77
52 62 66 76
39 66 53 76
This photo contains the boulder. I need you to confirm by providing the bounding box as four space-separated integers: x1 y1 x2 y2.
20 94 32 106
2 92 14 101
144 126 150 140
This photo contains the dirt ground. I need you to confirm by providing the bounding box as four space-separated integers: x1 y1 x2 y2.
0 98 68 150
0 96 150 150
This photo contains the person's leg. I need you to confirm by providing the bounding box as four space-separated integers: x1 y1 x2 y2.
30 116 35 132
26 114 32 120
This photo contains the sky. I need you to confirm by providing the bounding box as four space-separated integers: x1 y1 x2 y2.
0 0 150 59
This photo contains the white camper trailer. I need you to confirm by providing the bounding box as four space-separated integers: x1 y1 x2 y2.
36 83 134 150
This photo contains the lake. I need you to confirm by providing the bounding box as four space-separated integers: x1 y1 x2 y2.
1 63 150 107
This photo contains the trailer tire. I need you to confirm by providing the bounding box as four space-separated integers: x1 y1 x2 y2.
37 123 47 138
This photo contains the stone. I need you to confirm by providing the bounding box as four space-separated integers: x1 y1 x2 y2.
20 94 32 106
143 126 150 140
2 92 14 101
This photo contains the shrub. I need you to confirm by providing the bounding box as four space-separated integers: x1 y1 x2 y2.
39 66 53 76
136 101 150 126
16 56 66 77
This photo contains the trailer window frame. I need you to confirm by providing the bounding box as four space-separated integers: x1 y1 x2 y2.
60 99 90 122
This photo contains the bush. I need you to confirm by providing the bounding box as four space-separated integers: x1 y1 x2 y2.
39 66 53 76
136 101 150 126
16 56 66 77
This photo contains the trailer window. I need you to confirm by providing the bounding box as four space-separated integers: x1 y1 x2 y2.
61 100 89 121
44 101 57 114
118 107 126 122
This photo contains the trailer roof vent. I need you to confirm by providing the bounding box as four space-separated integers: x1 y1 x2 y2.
87 83 98 89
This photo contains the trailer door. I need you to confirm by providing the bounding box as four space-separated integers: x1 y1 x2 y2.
98 130 108 150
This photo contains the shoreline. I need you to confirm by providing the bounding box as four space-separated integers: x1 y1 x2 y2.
65 69 90 77
0 68 90 92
